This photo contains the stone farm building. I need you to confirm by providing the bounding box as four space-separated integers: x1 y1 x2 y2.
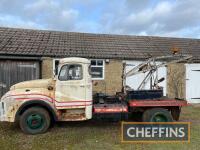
0 27 200 103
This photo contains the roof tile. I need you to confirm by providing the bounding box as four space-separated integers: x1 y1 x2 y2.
0 27 200 60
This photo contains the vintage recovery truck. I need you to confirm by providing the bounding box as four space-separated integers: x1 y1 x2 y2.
0 56 190 134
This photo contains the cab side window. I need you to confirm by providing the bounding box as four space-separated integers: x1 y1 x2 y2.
59 64 82 81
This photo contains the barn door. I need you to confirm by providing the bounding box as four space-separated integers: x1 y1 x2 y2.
186 64 200 103
0 60 40 97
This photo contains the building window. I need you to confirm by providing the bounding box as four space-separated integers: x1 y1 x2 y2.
90 59 104 80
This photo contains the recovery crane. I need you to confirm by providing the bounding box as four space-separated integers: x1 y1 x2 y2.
0 55 192 134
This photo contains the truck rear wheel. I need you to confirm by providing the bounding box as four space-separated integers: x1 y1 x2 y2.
142 108 173 122
19 107 50 134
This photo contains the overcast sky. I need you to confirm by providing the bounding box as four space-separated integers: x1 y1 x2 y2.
0 0 200 38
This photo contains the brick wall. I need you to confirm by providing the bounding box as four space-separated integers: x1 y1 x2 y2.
92 59 123 95
167 63 186 99
41 57 53 79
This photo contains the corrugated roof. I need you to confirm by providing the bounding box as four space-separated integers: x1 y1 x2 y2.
0 27 200 60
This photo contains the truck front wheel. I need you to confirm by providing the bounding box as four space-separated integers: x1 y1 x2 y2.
19 107 51 134
142 108 173 122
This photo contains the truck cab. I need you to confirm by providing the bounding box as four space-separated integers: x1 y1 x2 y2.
54 57 93 120
0 57 92 134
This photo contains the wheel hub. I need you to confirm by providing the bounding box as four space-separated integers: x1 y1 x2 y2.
152 114 168 122
27 114 43 129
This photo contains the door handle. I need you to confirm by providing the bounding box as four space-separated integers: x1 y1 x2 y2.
80 85 85 87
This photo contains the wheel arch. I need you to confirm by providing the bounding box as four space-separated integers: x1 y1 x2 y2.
15 100 58 122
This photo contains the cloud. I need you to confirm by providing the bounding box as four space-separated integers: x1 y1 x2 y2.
0 14 43 29
103 0 200 37
0 0 80 31
0 0 199 38
125 0 151 12
23 0 80 31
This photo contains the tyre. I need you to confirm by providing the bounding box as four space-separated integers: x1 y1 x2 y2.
19 107 51 134
142 108 173 122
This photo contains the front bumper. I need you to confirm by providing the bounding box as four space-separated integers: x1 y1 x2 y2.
0 101 7 121
0 101 17 122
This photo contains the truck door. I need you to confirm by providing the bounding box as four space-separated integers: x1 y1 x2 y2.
55 64 86 108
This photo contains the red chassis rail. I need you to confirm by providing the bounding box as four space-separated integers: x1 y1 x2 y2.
129 99 188 107
93 104 128 113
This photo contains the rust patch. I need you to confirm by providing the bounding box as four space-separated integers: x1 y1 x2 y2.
57 109 86 121
7 104 20 122
61 113 85 121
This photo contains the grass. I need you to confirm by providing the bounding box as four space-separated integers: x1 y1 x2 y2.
0 106 199 150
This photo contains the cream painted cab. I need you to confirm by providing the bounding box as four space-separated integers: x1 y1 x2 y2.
55 58 93 120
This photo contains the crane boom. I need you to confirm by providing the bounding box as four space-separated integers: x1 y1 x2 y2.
125 55 192 77
123 54 192 92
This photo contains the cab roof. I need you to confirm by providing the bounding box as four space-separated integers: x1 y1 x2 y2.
59 57 90 64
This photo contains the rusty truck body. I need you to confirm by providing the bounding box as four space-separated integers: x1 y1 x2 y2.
0 57 188 134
